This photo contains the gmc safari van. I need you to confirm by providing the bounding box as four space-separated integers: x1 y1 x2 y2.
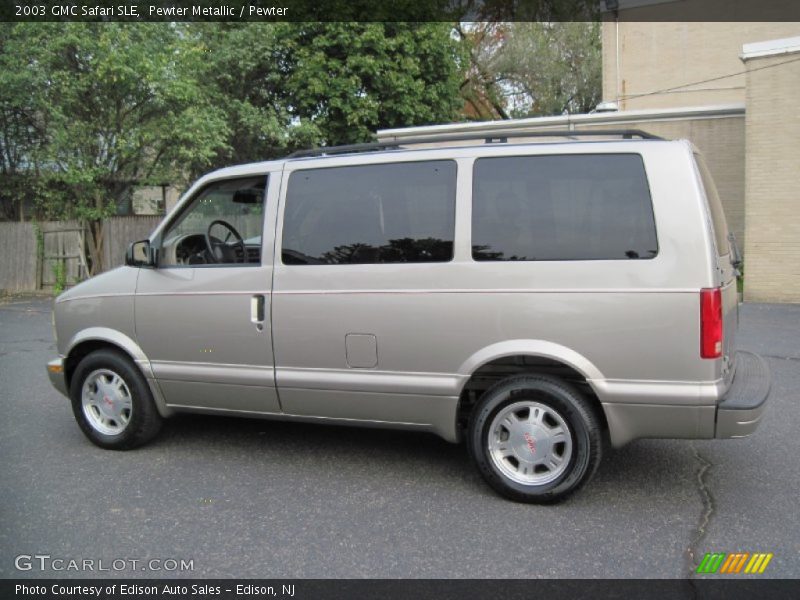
47 130 771 503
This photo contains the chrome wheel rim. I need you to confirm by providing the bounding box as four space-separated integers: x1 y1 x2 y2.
81 369 132 436
487 400 573 486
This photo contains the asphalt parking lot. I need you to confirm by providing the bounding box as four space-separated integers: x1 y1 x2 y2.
1 296 798 579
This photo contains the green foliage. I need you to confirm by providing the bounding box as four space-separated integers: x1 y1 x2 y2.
737 262 744 295
193 22 465 157
51 261 66 295
496 22 602 117
458 21 601 119
274 23 465 145
33 222 44 257
1 23 229 221
1 22 465 225
192 23 319 167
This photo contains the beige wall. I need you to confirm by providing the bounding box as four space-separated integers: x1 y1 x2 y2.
742 52 800 302
602 21 800 110
132 185 181 216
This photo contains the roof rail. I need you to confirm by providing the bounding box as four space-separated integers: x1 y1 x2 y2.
287 129 664 159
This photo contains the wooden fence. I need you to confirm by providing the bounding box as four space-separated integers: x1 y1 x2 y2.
0 221 38 294
102 216 162 271
0 216 161 294
39 220 87 290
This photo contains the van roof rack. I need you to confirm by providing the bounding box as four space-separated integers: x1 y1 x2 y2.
287 129 664 159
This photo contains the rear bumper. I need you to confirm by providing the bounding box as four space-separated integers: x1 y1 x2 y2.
601 350 770 447
46 357 68 397
715 351 771 439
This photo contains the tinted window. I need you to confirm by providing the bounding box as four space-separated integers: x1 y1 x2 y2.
162 176 266 267
282 161 456 265
695 155 729 255
472 154 658 261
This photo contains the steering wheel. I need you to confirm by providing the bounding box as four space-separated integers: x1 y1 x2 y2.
204 220 246 264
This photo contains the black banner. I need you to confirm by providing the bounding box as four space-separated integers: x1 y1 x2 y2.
1 0 799 22
4 579 800 600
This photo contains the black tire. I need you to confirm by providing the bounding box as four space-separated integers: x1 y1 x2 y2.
468 374 603 504
69 349 163 450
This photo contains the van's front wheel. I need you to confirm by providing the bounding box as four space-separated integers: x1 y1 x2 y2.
468 375 602 503
70 349 162 450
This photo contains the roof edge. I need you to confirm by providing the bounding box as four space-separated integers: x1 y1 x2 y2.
741 36 800 61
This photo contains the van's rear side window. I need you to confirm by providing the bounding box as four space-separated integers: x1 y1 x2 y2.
472 154 658 261
282 161 456 265
695 154 730 256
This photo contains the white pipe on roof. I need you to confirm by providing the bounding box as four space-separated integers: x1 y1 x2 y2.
377 103 746 141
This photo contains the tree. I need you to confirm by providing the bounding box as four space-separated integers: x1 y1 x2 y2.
0 24 50 221
0 21 466 270
458 21 601 119
455 23 510 120
193 23 320 169
275 23 466 145
0 23 229 272
494 22 602 117
188 23 466 163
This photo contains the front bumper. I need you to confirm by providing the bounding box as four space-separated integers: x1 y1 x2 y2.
47 357 68 397
715 351 771 438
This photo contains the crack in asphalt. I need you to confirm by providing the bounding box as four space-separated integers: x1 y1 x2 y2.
685 442 715 584
0 309 50 315
760 354 800 362
0 348 52 356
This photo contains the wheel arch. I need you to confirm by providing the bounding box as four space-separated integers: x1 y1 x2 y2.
63 328 171 418
455 341 608 438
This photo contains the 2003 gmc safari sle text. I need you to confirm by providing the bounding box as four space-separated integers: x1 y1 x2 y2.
46 130 771 503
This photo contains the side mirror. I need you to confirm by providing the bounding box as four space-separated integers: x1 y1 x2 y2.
125 239 156 268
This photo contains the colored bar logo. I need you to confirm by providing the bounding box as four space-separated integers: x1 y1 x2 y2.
696 552 773 574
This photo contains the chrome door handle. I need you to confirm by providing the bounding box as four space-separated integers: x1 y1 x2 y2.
250 295 265 324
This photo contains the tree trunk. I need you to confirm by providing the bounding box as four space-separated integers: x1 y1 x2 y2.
83 219 105 276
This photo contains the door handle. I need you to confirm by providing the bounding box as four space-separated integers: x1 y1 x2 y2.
250 295 265 324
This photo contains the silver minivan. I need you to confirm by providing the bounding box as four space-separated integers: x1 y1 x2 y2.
47 131 771 503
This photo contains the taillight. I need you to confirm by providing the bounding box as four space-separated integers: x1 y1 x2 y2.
700 287 723 359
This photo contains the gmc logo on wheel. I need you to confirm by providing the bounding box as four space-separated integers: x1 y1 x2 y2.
523 431 537 455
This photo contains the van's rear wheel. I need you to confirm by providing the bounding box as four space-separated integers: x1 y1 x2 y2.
468 375 602 503
70 349 162 450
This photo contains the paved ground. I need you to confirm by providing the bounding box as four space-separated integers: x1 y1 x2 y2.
0 297 798 579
